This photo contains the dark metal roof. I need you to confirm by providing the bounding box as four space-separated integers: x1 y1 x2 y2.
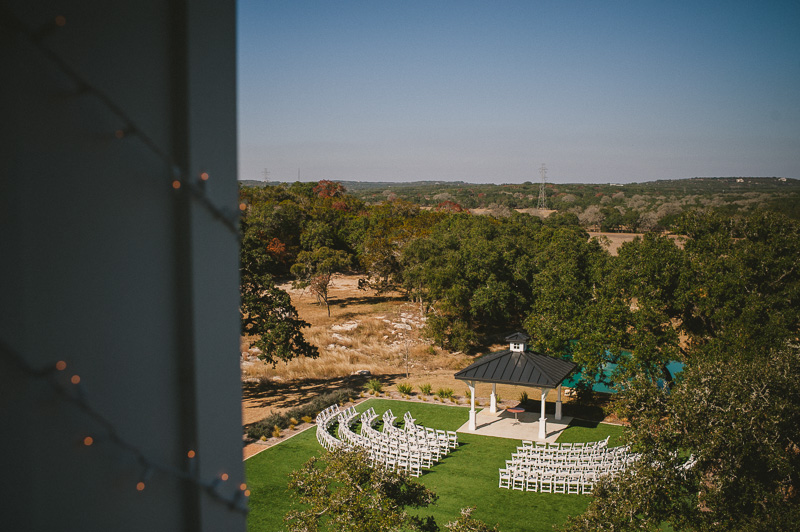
504 332 530 342
454 349 577 388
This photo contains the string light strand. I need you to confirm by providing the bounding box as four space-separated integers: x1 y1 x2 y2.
0 339 249 515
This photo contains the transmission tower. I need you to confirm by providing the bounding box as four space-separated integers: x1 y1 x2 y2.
537 164 548 210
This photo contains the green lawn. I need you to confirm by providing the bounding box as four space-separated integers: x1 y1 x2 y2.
245 399 625 532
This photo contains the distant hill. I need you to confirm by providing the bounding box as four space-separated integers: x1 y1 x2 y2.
240 177 797 190
239 176 800 225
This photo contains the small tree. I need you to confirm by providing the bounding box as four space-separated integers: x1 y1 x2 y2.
240 272 319 366
445 507 500 532
285 448 438 532
290 246 351 316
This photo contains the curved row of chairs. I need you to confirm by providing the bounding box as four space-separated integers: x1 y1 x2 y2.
315 404 458 477
316 404 346 451
499 438 639 494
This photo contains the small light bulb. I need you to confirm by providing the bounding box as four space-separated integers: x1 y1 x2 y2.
56 360 67 371
83 436 94 446
244 489 251 497
239 483 247 491
71 375 81 384
55 16 66 27
172 180 181 190
136 481 145 491
239 203 247 211
200 172 209 181
221 473 229 481
187 450 196 458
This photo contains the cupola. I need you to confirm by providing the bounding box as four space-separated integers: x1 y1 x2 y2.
505 332 530 353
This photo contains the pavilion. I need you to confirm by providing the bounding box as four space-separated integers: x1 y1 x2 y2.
454 332 577 440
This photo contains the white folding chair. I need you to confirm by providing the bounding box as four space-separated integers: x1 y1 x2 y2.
498 468 511 489
408 456 422 477
512 470 526 491
553 472 568 494
447 431 459 448
581 472 596 494
525 470 539 492
539 472 554 493
567 473 582 494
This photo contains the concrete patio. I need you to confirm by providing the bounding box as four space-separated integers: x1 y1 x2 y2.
456 408 573 443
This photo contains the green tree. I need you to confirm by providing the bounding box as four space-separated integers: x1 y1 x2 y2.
239 189 318 365
562 344 800 532
400 214 531 351
291 246 352 316
351 200 439 292
522 225 613 385
285 449 438 532
677 210 800 358
603 233 688 385
562 211 800 531
240 272 319 366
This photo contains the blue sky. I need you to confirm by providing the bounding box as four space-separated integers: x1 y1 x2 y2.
237 1 800 184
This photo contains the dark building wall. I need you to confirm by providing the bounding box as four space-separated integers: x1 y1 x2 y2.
0 2 244 530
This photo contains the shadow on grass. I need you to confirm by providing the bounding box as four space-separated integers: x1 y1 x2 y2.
243 373 408 425
564 417 600 430
510 396 612 423
331 292 407 309
563 393 614 422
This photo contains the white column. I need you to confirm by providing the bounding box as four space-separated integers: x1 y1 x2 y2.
490 383 497 413
539 388 547 440
555 384 563 420
469 380 477 430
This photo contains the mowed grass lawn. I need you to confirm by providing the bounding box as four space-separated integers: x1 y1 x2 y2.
245 399 624 532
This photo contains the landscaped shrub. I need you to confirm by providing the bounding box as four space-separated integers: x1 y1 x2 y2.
436 388 454 400
246 388 358 440
365 379 383 395
419 383 432 395
396 383 413 395
519 391 528 403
